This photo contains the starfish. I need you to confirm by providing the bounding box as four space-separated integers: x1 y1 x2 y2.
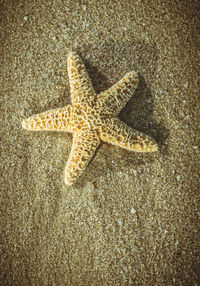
22 51 158 185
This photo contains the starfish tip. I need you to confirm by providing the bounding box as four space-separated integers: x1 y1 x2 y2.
22 119 27 129
67 51 78 61
150 144 158 152
64 177 73 186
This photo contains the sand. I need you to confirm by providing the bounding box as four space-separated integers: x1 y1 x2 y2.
1 0 199 285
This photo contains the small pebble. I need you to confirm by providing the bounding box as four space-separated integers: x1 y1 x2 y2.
131 208 136 214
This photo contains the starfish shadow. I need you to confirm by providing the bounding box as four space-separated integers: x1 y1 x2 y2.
77 55 110 94
88 73 170 176
119 74 169 150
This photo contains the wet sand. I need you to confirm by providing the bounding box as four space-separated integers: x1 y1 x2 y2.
1 0 199 285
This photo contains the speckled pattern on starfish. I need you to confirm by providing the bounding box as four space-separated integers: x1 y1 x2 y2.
22 51 158 185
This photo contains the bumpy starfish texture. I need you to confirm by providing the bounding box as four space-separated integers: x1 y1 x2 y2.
22 52 158 185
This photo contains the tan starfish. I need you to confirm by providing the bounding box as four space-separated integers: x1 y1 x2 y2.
22 51 158 185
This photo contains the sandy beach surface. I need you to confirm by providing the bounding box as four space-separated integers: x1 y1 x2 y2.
1 0 199 285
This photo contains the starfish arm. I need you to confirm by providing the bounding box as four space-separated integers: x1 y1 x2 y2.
22 105 74 132
99 70 139 116
67 52 96 106
64 129 100 185
99 118 158 152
